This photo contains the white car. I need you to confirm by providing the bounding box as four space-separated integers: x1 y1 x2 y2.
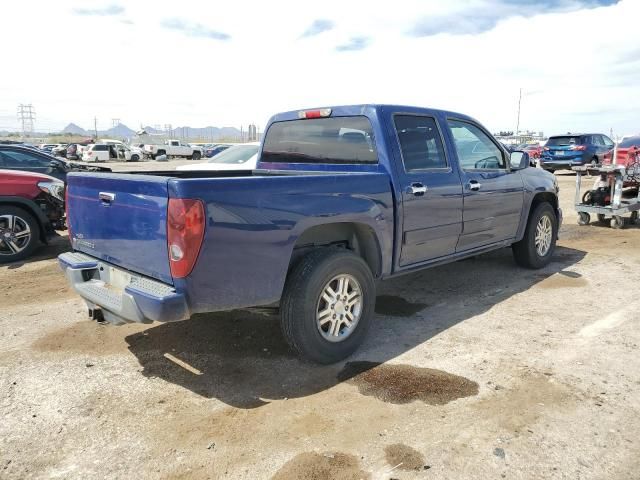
82 143 140 163
176 143 260 171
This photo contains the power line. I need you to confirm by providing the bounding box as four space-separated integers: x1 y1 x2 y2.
17 104 35 139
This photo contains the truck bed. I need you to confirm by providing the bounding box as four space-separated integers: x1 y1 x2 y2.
65 169 395 315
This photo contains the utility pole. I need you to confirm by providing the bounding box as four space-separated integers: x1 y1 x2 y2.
515 87 522 137
94 117 98 139
164 124 172 139
17 104 35 140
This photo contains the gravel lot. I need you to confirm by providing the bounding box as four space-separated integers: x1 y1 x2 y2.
1 163 639 479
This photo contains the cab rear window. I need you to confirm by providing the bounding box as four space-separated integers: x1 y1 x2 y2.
262 116 377 164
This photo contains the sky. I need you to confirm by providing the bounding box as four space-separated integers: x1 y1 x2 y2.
0 0 638 136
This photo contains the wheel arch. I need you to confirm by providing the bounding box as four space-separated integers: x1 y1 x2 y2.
516 191 559 242
289 222 383 279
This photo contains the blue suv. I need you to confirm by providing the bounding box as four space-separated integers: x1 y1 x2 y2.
540 133 614 172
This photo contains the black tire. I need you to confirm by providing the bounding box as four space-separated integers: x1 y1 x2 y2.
191 151 201 160
0 206 41 264
130 154 139 162
157 150 166 156
611 215 624 229
597 213 607 224
512 202 557 269
280 249 375 364
578 212 591 226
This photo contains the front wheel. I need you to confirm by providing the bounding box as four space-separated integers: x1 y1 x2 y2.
280 249 375 364
512 202 558 269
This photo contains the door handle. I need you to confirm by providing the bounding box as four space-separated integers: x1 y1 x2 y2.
99 192 116 205
468 180 482 191
408 183 428 196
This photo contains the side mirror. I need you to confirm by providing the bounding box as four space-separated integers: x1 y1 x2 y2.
49 160 64 170
155 154 168 162
510 151 531 170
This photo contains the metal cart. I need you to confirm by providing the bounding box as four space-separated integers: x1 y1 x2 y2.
572 164 640 229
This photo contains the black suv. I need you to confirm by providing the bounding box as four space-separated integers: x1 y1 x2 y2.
0 144 110 182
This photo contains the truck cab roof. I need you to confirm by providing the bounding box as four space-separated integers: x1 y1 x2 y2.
268 104 477 124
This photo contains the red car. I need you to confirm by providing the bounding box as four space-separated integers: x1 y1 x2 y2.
0 170 66 263
603 135 640 186
519 144 543 159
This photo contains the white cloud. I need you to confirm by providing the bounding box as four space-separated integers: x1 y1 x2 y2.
0 0 638 137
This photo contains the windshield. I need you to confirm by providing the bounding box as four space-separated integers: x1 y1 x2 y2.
546 136 581 146
208 144 259 164
262 116 377 164
619 136 640 148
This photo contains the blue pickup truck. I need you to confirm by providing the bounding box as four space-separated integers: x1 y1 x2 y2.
59 105 561 363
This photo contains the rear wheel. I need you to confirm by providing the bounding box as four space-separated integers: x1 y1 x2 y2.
130 154 139 162
513 202 557 269
191 151 201 160
280 249 375 364
0 206 40 264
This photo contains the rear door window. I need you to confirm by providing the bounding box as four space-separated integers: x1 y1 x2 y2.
394 115 447 170
262 116 377 164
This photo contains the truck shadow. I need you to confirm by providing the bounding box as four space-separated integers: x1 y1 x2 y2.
125 246 586 408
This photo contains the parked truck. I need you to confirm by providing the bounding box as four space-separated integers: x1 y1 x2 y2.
59 104 561 363
143 140 203 160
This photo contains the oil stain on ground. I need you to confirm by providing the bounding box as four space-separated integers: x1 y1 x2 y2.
384 443 426 471
338 361 479 405
536 272 588 289
375 295 426 317
271 452 370 480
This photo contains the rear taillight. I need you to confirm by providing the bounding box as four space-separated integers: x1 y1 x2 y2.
167 198 205 278
65 186 72 243
571 145 587 151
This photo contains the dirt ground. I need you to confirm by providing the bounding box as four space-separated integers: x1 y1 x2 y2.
1 165 639 480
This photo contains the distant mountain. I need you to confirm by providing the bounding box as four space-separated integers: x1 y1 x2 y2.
63 123 89 136
102 123 136 138
1 122 244 141
170 126 242 140
142 125 164 134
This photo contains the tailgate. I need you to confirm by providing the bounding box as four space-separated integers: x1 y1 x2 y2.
67 173 173 284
